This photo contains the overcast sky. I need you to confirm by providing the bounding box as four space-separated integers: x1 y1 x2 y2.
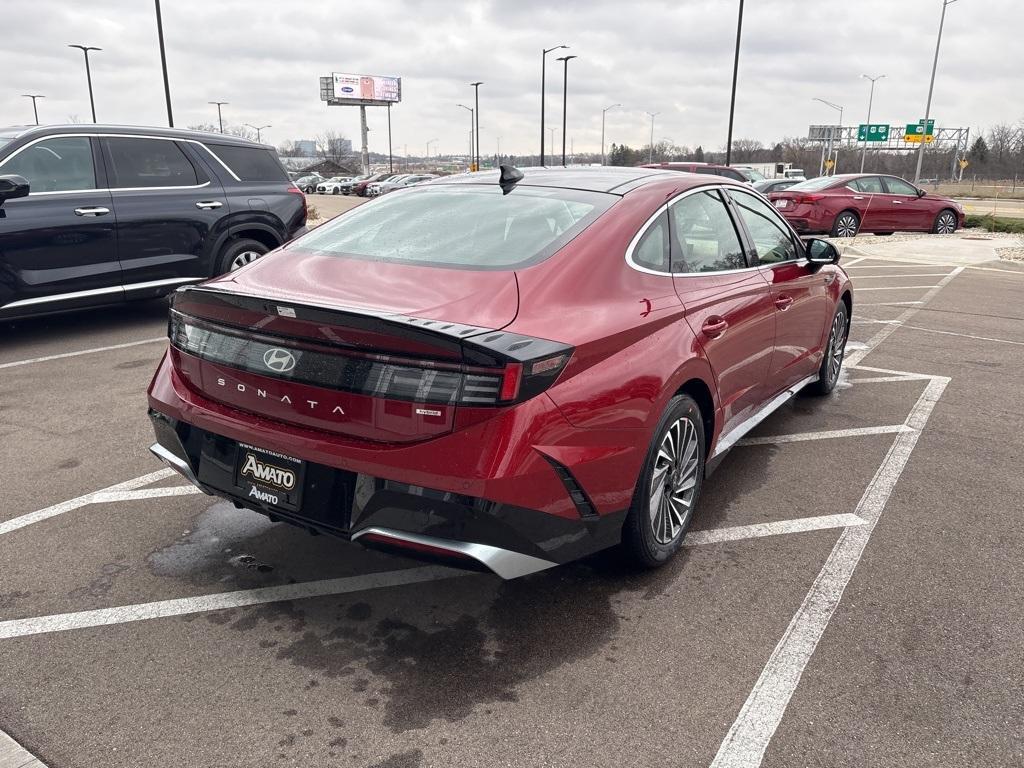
2 0 1021 157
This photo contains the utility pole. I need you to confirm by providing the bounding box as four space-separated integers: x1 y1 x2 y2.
68 45 101 122
812 97 843 176
601 103 621 166
154 0 173 126
208 101 228 133
359 106 369 175
21 94 44 125
859 74 885 172
646 112 659 163
724 0 744 166
556 55 576 166
387 102 393 173
540 45 568 166
471 82 483 171
914 0 959 184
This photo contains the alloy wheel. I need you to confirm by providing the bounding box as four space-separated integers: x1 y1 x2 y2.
828 312 847 384
649 416 700 545
937 212 956 234
230 250 262 271
836 214 858 238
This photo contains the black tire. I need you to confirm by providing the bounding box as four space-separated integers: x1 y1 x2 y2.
931 208 958 234
216 237 269 275
805 302 849 396
621 394 705 568
830 210 860 238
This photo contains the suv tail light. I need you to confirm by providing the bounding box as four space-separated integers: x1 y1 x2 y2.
287 183 307 222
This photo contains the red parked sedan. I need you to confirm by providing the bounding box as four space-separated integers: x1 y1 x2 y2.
147 167 852 578
768 173 964 237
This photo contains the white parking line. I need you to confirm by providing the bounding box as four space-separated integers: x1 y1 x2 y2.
844 264 949 269
737 425 913 446
0 469 174 537
857 301 923 307
0 337 166 370
685 514 865 546
90 485 203 503
0 566 464 641
852 273 952 279
853 284 943 291
848 376 924 384
710 373 949 768
0 730 46 768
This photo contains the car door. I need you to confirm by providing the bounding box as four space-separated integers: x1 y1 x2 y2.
727 188 830 395
0 135 121 314
882 176 932 231
668 187 776 435
846 176 889 231
101 135 226 295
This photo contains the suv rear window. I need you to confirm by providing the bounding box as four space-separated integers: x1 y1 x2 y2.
210 144 288 182
293 185 614 270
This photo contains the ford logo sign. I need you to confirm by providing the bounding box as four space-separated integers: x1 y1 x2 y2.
263 348 297 373
340 86 354 93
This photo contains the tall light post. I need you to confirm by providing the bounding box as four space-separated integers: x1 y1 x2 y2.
456 103 474 163
547 126 555 151
426 138 438 166
208 101 228 133
556 55 577 166
646 111 660 163
496 136 501 165
470 82 483 171
601 103 621 166
154 0 173 126
914 0 959 184
540 44 568 166
859 73 885 173
245 124 271 143
812 97 843 176
724 0 744 166
21 94 45 125
68 44 101 123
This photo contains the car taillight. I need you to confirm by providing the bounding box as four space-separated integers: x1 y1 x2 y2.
287 183 307 221
791 193 823 205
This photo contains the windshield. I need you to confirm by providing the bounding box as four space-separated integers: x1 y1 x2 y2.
293 184 614 270
787 176 845 192
734 167 766 182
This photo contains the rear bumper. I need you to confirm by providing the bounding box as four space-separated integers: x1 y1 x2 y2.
147 352 636 577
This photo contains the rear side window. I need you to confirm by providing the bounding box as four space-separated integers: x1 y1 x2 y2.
729 189 799 265
212 144 289 182
0 136 96 193
632 210 671 272
294 185 613 270
105 137 199 188
670 190 747 273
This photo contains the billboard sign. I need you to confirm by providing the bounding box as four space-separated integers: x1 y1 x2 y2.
325 72 401 106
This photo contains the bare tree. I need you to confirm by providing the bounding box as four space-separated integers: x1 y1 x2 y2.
729 138 763 163
316 130 354 164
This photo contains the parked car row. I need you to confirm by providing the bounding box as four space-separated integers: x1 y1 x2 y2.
367 173 438 196
316 176 354 194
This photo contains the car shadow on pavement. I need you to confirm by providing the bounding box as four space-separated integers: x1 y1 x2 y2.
0 299 170 347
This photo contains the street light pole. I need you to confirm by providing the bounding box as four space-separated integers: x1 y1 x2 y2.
154 0 174 127
68 45 101 123
426 138 438 166
540 45 568 166
457 104 474 164
812 97 843 176
601 103 621 166
244 124 270 143
646 112 659 163
21 94 45 125
209 101 228 133
724 0 744 166
556 55 577 166
470 82 483 171
859 74 885 173
914 0 958 184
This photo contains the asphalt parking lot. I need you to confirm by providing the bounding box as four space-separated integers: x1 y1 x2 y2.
2 238 1023 767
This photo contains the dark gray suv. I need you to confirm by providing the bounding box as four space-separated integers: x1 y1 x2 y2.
0 124 306 320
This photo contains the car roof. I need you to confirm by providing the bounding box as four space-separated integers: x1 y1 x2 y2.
429 166 699 195
0 123 271 149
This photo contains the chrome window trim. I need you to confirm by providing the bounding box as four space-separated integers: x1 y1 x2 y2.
0 277 203 311
0 131 243 190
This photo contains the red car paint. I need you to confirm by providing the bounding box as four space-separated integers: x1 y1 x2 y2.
768 173 965 235
147 168 852 575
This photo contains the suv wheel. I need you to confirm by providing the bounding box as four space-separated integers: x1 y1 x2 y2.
621 394 705 568
218 237 269 274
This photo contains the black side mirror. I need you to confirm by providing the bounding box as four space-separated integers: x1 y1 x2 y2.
916 188 926 198
0 174 30 205
805 237 840 265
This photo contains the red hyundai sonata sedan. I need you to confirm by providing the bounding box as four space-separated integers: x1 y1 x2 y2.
768 173 964 237
147 167 852 578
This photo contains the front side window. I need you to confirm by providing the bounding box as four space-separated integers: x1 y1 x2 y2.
295 185 613 270
729 189 799 265
884 177 918 196
669 190 747 273
0 136 96 193
105 137 199 188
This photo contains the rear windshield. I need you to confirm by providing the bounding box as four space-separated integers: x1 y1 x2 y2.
292 184 614 270
208 144 288 182
787 176 845 192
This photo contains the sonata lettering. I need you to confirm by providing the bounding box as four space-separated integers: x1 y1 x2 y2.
214 378 345 416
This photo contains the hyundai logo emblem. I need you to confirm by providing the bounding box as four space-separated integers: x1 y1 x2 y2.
263 348 297 373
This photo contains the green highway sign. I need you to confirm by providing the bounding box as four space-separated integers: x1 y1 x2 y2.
905 119 936 136
857 123 890 142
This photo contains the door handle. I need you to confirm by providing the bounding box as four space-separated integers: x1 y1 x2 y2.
852 195 865 200
74 206 110 217
195 200 223 210
701 317 729 338
774 295 794 310
892 200 903 205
